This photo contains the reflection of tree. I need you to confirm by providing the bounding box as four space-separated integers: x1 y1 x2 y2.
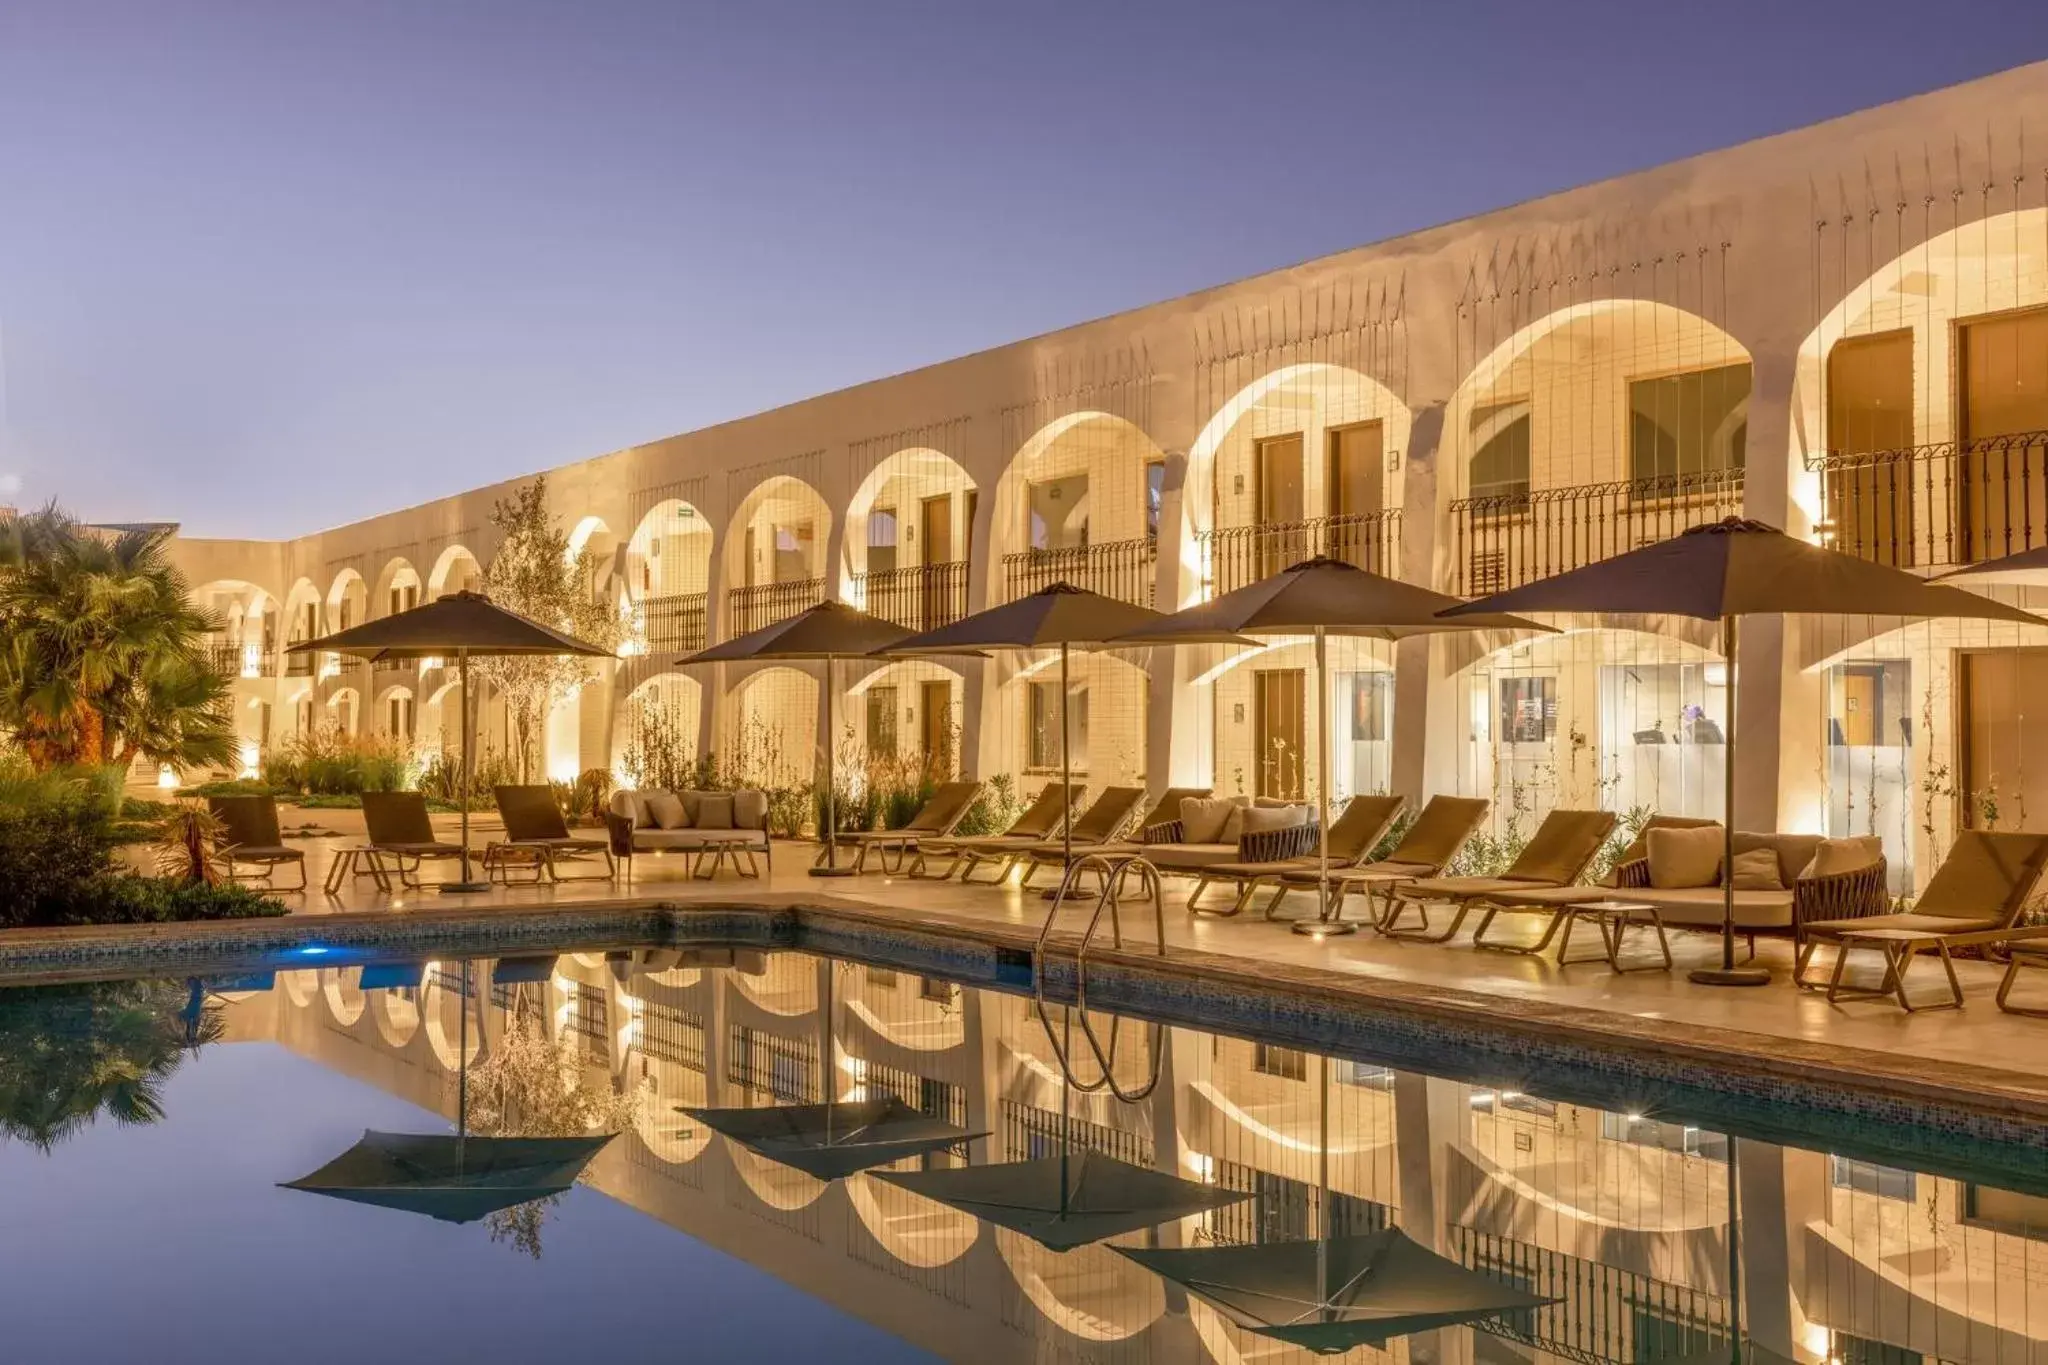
0 979 220 1152
465 988 644 1258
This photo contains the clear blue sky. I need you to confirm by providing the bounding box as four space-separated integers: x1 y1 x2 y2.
3 0 2046 538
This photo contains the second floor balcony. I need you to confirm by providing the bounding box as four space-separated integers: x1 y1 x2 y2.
640 591 709 656
1000 537 1155 608
1198 510 1402 595
1446 468 1746 596
284 649 315 678
1813 430 2048 570
727 577 825 638
852 561 969 633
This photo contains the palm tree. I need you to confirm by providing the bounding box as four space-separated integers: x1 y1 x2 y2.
0 979 218 1153
0 506 235 772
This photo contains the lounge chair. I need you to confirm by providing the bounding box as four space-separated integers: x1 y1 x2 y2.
1271 795 1491 928
912 782 1082 881
838 781 983 874
1459 814 1719 957
1188 794 1408 920
1798 830 2048 1010
489 785 616 883
1013 786 1152 885
1381 808 1618 943
359 791 468 890
209 794 307 892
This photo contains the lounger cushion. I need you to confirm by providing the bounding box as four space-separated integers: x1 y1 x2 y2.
1647 825 1722 889
1803 910 2001 938
694 794 736 830
1401 876 1547 901
1180 798 1241 846
646 791 690 829
1505 810 1616 885
1914 830 2048 920
1729 848 1784 890
1242 804 1309 835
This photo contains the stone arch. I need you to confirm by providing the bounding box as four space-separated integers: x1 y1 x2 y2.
985 648 1150 794
724 475 831 602
991 412 1166 606
843 658 965 780
321 968 366 1027
426 545 483 599
840 447 977 612
725 664 819 792
325 567 369 634
422 965 482 1071
371 556 422 618
326 686 362 737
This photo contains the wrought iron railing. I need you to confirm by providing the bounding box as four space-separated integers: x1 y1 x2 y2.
284 649 315 677
1809 430 2048 569
1447 469 1746 595
640 591 709 655
852 561 968 632
205 641 243 677
1198 510 1401 594
725 578 824 637
1000 538 1155 607
373 656 417 679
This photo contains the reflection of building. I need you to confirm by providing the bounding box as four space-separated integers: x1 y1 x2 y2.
216 951 2048 1364
169 62 2048 880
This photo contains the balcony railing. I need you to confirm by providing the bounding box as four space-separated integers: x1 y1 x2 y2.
726 577 825 637
1198 510 1402 595
640 591 709 656
1811 430 2048 569
284 650 315 678
852 562 969 632
1447 469 1746 596
205 641 243 677
1000 538 1155 607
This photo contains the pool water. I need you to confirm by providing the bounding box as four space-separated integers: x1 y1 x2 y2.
1 948 2043 1364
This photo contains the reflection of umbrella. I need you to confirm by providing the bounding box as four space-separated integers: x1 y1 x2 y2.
280 1129 613 1223
875 1149 1249 1252
290 590 610 892
681 600 917 876
885 584 1250 878
1114 557 1550 934
1445 517 2044 985
1117 1227 1555 1353
681 1096 986 1181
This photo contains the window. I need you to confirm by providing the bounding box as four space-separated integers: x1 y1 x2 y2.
1144 459 1167 540
772 522 813 583
1334 1060 1395 1090
1963 1183 2048 1238
386 695 415 740
1830 1155 1916 1201
1499 676 1556 744
1960 306 2048 442
865 684 898 756
1826 660 1909 748
1468 400 1532 503
1027 680 1087 772
388 582 418 616
1026 475 1089 551
1629 363 1752 486
1347 671 1392 744
1252 1043 1308 1080
866 506 899 575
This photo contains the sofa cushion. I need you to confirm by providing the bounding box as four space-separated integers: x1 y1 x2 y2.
694 793 736 830
645 791 690 830
1632 886 1794 929
1802 835 1883 880
1242 804 1308 835
609 790 648 826
633 828 765 852
1647 825 1722 888
732 789 768 831
1144 843 1244 870
1731 831 1821 887
1180 797 1240 846
1729 847 1784 890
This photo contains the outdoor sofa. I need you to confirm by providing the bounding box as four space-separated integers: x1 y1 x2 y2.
606 786 773 879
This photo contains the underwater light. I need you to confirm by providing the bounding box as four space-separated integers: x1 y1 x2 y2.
294 945 333 957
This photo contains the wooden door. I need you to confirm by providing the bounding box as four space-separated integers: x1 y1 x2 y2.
1255 434 1306 575
1960 648 2048 829
1831 670 1877 746
920 680 953 776
1325 420 1386 569
1253 668 1306 801
1826 331 1915 565
920 496 953 628
1959 308 2048 562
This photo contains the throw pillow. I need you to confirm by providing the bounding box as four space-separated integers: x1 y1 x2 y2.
645 791 690 830
1802 835 1883 880
694 793 736 831
1646 825 1723 889
1241 804 1308 834
1180 797 1238 845
1728 846 1784 890
732 789 768 830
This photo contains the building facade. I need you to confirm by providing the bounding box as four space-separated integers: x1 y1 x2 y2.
178 61 2048 889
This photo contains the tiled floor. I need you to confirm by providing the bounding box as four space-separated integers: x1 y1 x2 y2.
218 831 2048 1095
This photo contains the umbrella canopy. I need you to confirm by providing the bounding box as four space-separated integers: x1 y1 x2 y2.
681 1097 988 1182
873 1150 1250 1252
1113 557 1551 644
286 589 612 661
1436 517 2044 626
280 1129 614 1224
1117 1228 1557 1354
1932 544 2048 586
677 598 916 665
882 582 1247 654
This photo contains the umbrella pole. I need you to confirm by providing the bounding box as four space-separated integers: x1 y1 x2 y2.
443 647 489 893
1061 642 1072 875
458 958 469 1162
811 655 853 877
1317 1051 1331 1320
1690 615 1769 986
1296 626 1355 937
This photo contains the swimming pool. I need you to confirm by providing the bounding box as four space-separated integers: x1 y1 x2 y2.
1 942 2040 1363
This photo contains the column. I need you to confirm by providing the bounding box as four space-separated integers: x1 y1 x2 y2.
1394 403 1446 803
1738 346 1807 834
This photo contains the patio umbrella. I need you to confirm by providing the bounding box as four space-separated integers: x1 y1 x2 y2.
280 1129 613 1224
1933 544 2048 586
1442 516 2045 984
883 583 1252 882
288 590 610 892
1117 1227 1556 1353
680 1096 986 1181
680 599 918 876
1113 557 1550 935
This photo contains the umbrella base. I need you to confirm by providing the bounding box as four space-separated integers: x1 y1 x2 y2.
1688 965 1772 987
438 880 493 895
807 866 857 879
1291 919 1358 938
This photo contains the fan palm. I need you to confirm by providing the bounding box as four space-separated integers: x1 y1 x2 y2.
0 979 217 1153
0 506 235 772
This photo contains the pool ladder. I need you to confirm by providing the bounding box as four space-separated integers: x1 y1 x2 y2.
1031 853 1165 1102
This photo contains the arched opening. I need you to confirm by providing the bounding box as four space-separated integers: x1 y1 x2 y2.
371 557 422 619
986 649 1148 801
843 660 964 810
725 665 818 796
1204 635 1396 802
724 476 830 637
326 686 362 738
280 578 322 684
422 964 482 1071
1184 362 1411 604
325 568 369 635
843 447 976 631
374 683 417 745
992 413 1164 607
426 545 483 600
322 968 366 1027
623 499 713 656
615 672 702 789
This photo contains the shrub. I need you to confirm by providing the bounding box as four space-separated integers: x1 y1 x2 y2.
954 772 1021 837
262 724 417 797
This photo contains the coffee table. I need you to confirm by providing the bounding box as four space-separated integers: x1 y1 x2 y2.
1554 899 1671 972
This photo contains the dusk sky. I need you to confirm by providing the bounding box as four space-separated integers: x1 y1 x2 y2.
4 0 2047 539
